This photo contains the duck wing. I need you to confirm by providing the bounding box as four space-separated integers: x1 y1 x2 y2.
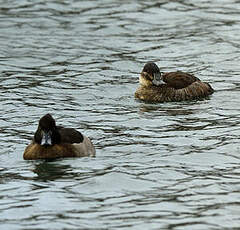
162 71 200 89
57 126 84 143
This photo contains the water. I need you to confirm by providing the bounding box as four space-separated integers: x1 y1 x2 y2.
1 0 240 229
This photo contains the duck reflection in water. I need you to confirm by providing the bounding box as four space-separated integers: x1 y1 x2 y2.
32 161 70 181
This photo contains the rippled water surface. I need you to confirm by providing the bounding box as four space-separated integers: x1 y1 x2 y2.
1 0 240 229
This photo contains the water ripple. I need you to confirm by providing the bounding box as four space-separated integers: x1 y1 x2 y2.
1 0 240 229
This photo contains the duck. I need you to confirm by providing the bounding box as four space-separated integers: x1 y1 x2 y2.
135 62 214 103
23 113 96 160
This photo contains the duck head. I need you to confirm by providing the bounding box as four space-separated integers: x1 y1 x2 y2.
140 62 163 86
34 114 61 147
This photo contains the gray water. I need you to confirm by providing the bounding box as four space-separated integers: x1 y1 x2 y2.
0 0 240 229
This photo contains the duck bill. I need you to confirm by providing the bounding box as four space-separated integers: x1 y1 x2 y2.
152 72 163 86
41 131 52 146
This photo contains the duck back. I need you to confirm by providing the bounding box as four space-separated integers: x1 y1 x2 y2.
162 71 200 89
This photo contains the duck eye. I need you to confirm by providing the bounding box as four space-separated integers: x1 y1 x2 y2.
149 73 154 80
145 72 154 81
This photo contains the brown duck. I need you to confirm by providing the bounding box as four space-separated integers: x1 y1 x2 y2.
23 114 95 160
135 62 214 103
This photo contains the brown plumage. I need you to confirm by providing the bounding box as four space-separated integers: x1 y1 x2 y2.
135 62 214 103
23 114 95 160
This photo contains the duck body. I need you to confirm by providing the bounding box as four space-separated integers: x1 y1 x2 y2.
135 62 214 103
23 114 95 160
